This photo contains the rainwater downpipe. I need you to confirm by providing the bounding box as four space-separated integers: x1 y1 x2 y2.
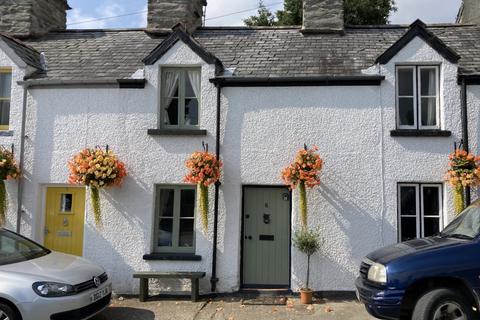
460 78 471 206
16 85 28 233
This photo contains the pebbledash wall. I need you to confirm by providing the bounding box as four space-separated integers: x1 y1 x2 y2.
0 35 468 294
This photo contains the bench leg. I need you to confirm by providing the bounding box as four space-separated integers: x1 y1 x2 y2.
191 278 199 302
139 278 149 302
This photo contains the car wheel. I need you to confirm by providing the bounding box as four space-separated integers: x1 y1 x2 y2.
0 302 17 320
412 288 475 320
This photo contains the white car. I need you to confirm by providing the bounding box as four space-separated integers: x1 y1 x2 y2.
0 228 112 320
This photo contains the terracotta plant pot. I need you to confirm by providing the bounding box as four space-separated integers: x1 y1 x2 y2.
300 288 313 304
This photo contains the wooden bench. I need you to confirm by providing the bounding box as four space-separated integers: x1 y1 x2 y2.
133 272 206 302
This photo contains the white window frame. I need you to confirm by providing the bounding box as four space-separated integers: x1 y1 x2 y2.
396 65 440 130
397 183 443 242
0 67 12 131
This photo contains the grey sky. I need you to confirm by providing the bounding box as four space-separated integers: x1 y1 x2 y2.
66 0 464 29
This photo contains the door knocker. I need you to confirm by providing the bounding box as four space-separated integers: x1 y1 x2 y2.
263 213 271 224
63 218 69 227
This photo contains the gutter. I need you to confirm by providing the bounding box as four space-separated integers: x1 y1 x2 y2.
16 86 28 233
210 83 221 292
18 79 147 89
210 75 385 87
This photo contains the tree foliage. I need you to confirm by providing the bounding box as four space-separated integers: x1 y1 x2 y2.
244 0 397 26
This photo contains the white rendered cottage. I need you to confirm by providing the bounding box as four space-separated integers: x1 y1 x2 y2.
0 0 478 295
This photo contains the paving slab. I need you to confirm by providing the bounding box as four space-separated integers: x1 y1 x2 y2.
92 296 375 320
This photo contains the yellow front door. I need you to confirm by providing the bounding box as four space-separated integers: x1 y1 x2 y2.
44 187 86 256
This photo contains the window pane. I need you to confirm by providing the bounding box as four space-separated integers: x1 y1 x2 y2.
0 101 9 127
400 186 417 216
159 189 174 217
60 194 73 212
184 99 198 126
424 217 440 237
164 98 178 125
180 189 195 217
401 217 417 241
420 68 437 96
398 98 415 126
163 71 179 98
185 71 200 98
423 187 440 216
398 68 414 96
421 97 437 127
158 218 173 247
179 219 194 247
0 73 11 98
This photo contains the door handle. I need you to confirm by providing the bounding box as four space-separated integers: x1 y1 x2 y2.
44 227 50 236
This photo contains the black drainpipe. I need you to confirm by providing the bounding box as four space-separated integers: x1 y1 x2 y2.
460 78 471 206
210 83 221 292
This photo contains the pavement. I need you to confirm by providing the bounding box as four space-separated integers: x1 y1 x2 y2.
92 296 375 320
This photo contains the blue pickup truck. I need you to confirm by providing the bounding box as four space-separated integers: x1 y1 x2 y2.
356 201 480 320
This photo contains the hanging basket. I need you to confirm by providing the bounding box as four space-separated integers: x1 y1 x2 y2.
68 147 127 226
0 148 21 226
445 149 480 214
184 151 222 233
282 146 323 228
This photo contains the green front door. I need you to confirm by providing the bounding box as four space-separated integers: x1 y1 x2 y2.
242 187 291 287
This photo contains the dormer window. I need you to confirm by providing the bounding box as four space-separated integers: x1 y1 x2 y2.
160 67 201 129
0 68 12 131
396 65 439 130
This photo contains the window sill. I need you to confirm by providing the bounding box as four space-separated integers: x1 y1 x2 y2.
0 131 13 137
143 253 202 261
147 129 207 136
390 129 452 137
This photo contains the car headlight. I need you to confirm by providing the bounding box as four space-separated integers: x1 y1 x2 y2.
32 282 76 297
367 261 387 284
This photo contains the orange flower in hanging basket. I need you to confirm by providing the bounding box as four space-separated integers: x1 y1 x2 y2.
0 148 20 226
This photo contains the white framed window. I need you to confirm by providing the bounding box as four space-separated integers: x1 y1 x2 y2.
398 183 443 242
160 67 201 129
153 185 196 253
396 65 440 130
0 67 12 131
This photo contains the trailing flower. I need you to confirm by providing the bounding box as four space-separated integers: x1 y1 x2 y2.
68 148 127 225
282 146 323 227
445 149 480 214
184 151 222 233
0 148 20 226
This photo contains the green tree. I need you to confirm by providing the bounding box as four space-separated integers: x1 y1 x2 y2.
244 0 397 26
243 0 276 27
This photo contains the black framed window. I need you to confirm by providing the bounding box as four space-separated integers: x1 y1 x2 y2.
396 65 439 130
398 183 443 242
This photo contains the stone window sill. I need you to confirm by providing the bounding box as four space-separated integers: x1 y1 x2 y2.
147 129 207 136
0 131 14 137
390 129 452 137
143 253 202 261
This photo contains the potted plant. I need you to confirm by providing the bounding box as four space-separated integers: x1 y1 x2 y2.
281 145 323 227
0 148 20 226
445 149 480 214
293 228 321 304
67 147 127 226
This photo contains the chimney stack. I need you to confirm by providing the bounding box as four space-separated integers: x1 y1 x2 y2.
147 0 207 33
0 0 70 38
302 0 344 33
457 0 480 25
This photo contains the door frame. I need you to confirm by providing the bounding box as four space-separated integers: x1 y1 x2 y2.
240 185 292 289
40 184 87 253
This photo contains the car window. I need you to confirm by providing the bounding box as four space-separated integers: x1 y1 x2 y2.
440 202 480 239
0 229 49 265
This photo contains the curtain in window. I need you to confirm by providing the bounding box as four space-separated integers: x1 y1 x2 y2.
163 71 179 125
425 70 437 126
187 70 201 98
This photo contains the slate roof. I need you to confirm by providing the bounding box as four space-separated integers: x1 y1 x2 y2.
19 23 480 80
0 33 43 71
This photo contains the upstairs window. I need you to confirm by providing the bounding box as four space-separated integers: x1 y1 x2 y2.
160 68 201 129
398 183 443 242
0 68 12 131
396 66 439 130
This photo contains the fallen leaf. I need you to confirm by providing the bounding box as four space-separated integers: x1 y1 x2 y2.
324 305 334 313
118 296 124 301
271 307 278 313
307 304 315 311
227 316 235 320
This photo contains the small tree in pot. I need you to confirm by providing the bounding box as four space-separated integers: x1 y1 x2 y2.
293 228 321 304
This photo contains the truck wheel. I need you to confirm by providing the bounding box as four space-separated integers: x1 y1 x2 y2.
0 302 18 320
412 288 474 320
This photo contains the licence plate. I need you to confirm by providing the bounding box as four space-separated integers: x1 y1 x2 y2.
90 285 110 303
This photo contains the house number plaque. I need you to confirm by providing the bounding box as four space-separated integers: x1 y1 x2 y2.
57 231 72 237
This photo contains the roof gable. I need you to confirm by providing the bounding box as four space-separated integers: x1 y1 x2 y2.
0 34 43 71
143 27 223 71
375 20 461 65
